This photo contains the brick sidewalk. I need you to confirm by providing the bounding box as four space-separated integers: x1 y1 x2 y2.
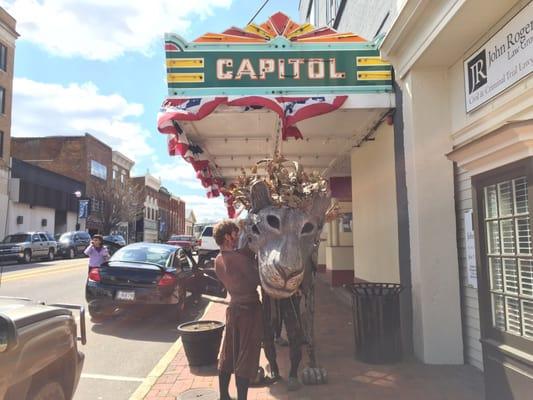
141 276 484 400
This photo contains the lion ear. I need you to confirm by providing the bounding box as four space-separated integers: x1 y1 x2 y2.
250 180 272 212
310 194 331 220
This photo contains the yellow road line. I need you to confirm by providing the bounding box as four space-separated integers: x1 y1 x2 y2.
2 263 87 282
129 301 214 400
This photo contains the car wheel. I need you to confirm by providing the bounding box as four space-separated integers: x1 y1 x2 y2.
47 249 55 261
29 381 66 400
68 247 76 259
88 302 115 322
23 249 32 264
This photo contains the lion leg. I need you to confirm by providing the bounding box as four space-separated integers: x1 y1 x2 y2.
261 293 280 381
283 297 303 391
301 280 328 385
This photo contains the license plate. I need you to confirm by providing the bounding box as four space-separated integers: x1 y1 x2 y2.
116 290 135 301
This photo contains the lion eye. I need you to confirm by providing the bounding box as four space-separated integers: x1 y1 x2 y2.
267 215 280 230
252 224 260 235
301 223 314 234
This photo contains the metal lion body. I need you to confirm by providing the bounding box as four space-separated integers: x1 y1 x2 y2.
240 180 330 388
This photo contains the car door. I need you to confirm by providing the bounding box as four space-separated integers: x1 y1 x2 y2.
39 233 50 251
177 249 227 298
73 234 82 253
77 233 90 253
31 234 44 257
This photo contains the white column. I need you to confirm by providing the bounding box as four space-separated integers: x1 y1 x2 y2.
401 68 464 364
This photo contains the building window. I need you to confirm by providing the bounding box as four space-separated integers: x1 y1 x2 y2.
0 44 7 72
481 175 533 340
90 160 107 180
326 0 340 26
113 169 117 180
0 131 3 158
310 1 316 25
0 87 5 114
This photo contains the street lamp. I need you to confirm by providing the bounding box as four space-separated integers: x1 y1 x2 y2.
74 191 82 230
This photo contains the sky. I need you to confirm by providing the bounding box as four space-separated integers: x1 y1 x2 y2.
2 0 300 222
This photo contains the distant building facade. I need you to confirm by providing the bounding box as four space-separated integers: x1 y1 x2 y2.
11 133 113 235
0 7 17 239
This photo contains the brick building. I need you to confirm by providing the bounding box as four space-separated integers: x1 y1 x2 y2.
11 133 113 235
131 174 160 242
111 151 135 241
169 195 186 236
0 7 18 239
158 186 171 242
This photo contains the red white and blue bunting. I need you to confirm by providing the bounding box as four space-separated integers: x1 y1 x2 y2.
157 95 347 217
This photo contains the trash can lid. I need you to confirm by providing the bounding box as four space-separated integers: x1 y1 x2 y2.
178 320 224 333
347 283 403 296
176 388 218 400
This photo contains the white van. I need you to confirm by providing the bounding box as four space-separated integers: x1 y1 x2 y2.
197 225 219 267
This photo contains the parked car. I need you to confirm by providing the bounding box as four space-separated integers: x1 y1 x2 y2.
0 232 57 264
166 235 198 252
103 235 126 247
197 225 219 267
0 297 86 400
102 237 124 257
85 243 226 322
56 231 91 259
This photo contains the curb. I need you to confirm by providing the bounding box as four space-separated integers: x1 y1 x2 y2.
129 301 214 400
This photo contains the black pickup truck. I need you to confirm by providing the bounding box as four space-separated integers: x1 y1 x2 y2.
0 297 86 400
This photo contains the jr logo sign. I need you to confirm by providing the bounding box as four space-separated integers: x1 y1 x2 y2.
467 49 488 94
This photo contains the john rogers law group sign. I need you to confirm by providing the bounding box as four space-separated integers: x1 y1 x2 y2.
464 1 533 113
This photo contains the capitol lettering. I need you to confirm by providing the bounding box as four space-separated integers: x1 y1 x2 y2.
216 57 347 81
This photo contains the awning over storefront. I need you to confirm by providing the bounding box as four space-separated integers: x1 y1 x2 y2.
158 12 395 216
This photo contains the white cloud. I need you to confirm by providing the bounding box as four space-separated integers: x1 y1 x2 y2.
148 156 204 191
11 77 154 159
180 195 229 223
1 0 233 61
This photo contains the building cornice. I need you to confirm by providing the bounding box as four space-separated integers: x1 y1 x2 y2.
112 150 135 170
380 0 465 78
447 119 533 176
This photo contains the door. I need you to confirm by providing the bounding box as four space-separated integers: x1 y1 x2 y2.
31 234 44 257
39 234 50 253
473 159 533 400
175 249 226 299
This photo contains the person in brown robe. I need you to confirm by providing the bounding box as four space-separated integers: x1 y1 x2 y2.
214 220 262 400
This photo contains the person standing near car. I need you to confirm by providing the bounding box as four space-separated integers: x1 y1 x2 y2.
214 220 262 400
84 234 110 269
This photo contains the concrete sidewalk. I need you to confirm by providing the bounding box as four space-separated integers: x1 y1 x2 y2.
134 276 484 400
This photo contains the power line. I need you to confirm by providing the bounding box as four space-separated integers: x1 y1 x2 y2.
247 0 270 26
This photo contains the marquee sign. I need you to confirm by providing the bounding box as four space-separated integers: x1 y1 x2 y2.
159 12 393 217
164 12 392 96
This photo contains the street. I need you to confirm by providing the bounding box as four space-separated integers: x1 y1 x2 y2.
0 258 206 400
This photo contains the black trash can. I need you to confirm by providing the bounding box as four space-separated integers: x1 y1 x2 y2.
347 283 403 364
178 320 225 366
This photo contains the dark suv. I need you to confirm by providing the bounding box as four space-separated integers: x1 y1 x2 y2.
56 231 91 259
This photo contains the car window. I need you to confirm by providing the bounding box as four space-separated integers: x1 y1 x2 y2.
81 232 91 240
32 234 41 242
202 227 213 237
46 233 55 241
39 234 48 242
110 245 174 267
2 234 31 243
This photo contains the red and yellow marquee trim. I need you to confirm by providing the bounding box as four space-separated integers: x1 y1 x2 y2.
192 12 366 44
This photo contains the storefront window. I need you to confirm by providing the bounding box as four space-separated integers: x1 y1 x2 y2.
483 176 533 339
